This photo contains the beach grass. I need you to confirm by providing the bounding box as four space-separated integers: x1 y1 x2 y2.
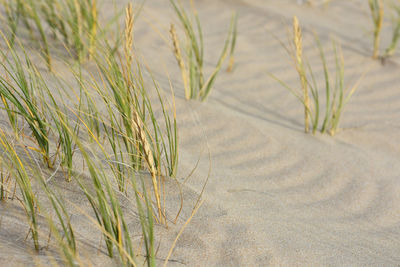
0 122 156 266
169 0 236 101
76 3 179 224
270 16 362 136
0 1 200 265
0 165 12 201
384 1 400 57
38 179 79 265
293 16 310 133
367 0 400 60
0 130 40 251
0 36 51 167
0 46 156 266
227 12 238 72
1 0 103 68
368 0 384 59
74 141 137 265
3 0 52 69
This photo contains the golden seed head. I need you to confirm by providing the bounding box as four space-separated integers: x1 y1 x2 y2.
124 3 134 63
170 24 186 73
293 16 303 65
170 24 182 62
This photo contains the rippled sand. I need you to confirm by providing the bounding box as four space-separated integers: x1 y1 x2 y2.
1 0 400 266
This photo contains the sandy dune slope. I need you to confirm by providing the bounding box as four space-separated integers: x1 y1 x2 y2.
1 0 400 266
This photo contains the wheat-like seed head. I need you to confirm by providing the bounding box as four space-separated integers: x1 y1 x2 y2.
92 0 98 22
130 112 155 177
170 24 191 99
170 24 185 73
123 4 162 221
123 4 153 173
88 0 98 59
73 0 82 35
293 16 310 133
293 16 303 66
124 3 134 67
90 1 97 46
131 109 163 222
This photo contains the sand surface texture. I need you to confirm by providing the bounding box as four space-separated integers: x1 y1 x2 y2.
1 0 400 266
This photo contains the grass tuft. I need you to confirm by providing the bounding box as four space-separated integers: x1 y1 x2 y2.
0 36 51 167
293 16 310 133
169 0 236 101
269 17 363 136
0 130 40 251
1 0 104 68
227 12 238 73
384 1 400 57
369 0 384 59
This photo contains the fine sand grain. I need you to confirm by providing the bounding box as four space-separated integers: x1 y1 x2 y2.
1 0 400 266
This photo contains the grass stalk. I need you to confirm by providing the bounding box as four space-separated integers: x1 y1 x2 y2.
0 165 12 201
170 24 190 99
384 2 400 57
1 0 103 65
72 135 140 266
169 0 235 101
227 12 238 72
83 3 179 224
0 36 51 167
0 130 40 251
39 180 78 263
269 18 362 136
369 0 384 59
293 16 310 133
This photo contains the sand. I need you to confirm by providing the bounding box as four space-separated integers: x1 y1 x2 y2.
1 0 400 266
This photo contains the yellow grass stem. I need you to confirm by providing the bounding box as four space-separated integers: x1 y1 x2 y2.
124 4 163 224
125 3 134 69
293 16 309 133
374 2 384 59
88 0 98 59
227 12 238 72
369 0 384 59
163 199 204 267
124 3 134 99
170 24 190 100
130 110 163 224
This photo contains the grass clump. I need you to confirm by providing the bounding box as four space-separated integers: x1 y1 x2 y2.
41 0 99 62
0 36 80 176
2 0 52 69
169 0 236 101
0 130 40 251
38 179 79 265
78 4 179 225
369 0 384 59
227 12 238 72
367 0 400 60
0 39 51 167
293 16 310 133
384 1 400 57
0 129 78 259
0 125 152 266
43 88 78 181
0 165 13 201
63 123 157 266
2 0 101 69
270 16 362 136
0 2 192 265
75 144 138 266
